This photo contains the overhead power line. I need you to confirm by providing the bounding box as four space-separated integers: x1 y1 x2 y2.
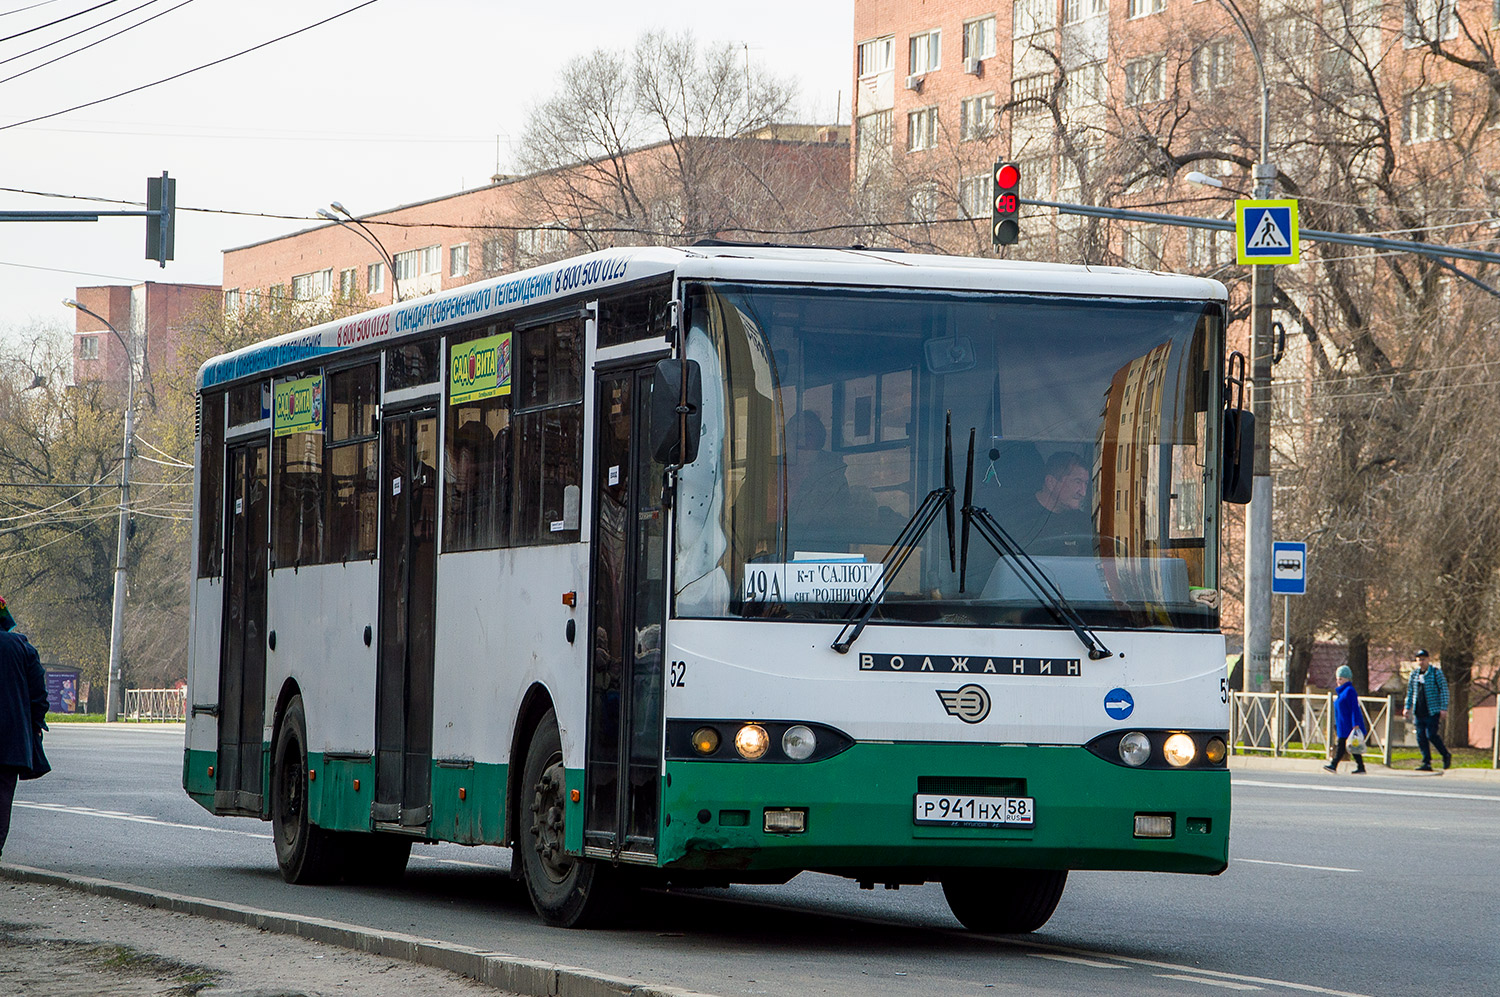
0 0 120 43
0 0 198 86
0 1 65 20
0 0 381 132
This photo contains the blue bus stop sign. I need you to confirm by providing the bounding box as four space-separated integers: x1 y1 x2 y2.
1272 541 1307 595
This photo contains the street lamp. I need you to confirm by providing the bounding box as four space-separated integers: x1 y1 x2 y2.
1207 0 1277 694
317 202 402 302
63 297 135 723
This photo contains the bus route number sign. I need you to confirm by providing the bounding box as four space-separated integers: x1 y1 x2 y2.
914 793 1035 828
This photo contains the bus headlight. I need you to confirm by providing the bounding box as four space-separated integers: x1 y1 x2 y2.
1204 736 1227 765
1118 731 1151 767
1163 733 1197 768
781 725 816 760
735 724 770 760
691 727 721 755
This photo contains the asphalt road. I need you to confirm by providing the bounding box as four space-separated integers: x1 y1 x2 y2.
4 724 1497 997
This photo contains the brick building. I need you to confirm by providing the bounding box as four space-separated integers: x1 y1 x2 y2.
70 281 221 392
850 0 1493 267
223 128 849 314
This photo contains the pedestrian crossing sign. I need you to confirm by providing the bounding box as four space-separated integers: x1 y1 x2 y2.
1236 199 1300 265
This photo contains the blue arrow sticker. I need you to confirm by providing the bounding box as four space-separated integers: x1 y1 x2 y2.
1104 688 1134 721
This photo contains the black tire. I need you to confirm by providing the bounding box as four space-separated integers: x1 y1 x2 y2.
271 695 346 884
342 833 411 885
943 868 1067 933
519 710 620 927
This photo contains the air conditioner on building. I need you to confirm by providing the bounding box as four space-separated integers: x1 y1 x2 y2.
905 74 924 92
964 57 983 76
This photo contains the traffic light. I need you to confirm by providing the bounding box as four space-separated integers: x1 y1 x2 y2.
992 161 1020 247
146 171 175 267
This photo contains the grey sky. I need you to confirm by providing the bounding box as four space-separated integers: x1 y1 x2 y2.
0 0 853 331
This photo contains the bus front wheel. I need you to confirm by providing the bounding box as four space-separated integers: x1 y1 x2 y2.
519 710 618 927
271 694 344 884
943 868 1067 933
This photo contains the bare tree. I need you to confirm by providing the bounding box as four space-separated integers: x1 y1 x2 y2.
506 31 844 255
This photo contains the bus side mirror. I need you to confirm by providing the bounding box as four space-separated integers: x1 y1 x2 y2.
651 359 702 466
1222 408 1254 504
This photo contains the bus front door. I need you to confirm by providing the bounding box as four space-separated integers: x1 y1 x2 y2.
584 364 667 861
217 442 269 815
374 408 439 830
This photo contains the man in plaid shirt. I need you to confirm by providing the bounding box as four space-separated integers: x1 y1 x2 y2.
1402 650 1452 771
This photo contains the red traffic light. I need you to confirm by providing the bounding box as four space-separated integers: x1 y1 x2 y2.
992 160 1021 247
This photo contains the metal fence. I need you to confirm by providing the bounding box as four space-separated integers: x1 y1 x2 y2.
1230 691 1395 767
122 687 186 722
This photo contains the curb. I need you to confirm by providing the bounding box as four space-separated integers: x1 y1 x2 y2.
0 864 718 997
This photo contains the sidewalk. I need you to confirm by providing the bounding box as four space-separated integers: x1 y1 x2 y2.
1230 753 1500 782
0 876 497 997
0 864 716 997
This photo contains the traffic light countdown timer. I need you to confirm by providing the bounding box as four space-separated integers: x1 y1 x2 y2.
992 161 1020 247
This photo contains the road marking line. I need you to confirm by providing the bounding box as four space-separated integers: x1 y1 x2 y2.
1029 953 1127 969
17 802 271 838
994 940 1373 996
1237 858 1359 873
15 802 499 870
1157 973 1264 991
1235 779 1500 803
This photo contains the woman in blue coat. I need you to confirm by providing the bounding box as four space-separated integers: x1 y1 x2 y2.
1324 664 1368 774
0 596 48 855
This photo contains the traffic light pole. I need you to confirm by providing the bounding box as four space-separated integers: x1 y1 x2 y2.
0 172 176 266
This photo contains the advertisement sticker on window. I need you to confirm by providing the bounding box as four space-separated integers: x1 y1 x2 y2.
272 374 324 438
450 332 513 405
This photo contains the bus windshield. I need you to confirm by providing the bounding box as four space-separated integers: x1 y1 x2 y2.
673 282 1223 632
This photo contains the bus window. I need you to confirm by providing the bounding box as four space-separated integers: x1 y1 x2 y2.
597 283 672 348
326 364 379 561
271 372 325 568
388 340 441 390
228 380 268 426
273 432 324 567
197 391 226 578
445 326 512 552
512 319 583 544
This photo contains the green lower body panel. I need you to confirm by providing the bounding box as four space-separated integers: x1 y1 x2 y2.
184 747 510 846
659 743 1229 876
430 761 508 844
183 747 216 811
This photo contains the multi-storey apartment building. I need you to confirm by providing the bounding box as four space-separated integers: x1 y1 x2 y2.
70 281 221 392
223 127 849 314
852 0 1496 270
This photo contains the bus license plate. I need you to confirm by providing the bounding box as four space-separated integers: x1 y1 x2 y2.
914 793 1034 827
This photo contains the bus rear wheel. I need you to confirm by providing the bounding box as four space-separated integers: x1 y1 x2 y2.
519 710 619 927
943 868 1067 933
271 694 344 884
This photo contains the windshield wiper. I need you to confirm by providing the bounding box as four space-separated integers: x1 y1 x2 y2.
832 413 957 654
958 428 1113 661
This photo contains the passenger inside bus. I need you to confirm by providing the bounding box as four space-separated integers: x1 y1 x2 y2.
783 409 878 553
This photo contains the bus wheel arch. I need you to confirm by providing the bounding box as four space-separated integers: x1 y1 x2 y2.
516 705 622 927
506 683 556 850
270 689 344 884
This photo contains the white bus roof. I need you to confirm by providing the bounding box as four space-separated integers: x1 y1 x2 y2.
198 245 1228 390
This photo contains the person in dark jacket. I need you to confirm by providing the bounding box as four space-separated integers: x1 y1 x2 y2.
1402 649 1451 771
1324 664 1368 774
0 595 48 856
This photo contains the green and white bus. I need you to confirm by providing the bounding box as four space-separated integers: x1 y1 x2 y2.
185 243 1249 932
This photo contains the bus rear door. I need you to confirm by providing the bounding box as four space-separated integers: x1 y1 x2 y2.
217 442 269 815
374 407 440 830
